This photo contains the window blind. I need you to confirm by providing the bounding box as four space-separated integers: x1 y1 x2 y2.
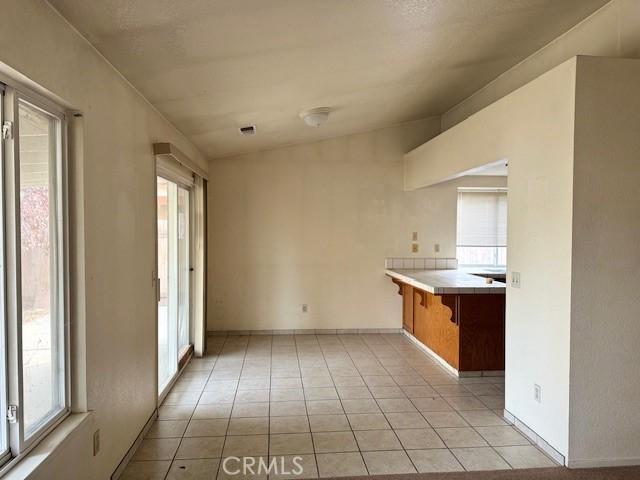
457 189 507 247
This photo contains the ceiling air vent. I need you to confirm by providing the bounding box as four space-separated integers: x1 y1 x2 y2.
239 125 257 136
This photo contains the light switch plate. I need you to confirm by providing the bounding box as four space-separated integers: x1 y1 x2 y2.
434 243 440 253
411 243 419 253
412 232 418 241
511 272 521 288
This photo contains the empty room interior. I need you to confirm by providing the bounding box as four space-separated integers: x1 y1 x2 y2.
1 1 640 479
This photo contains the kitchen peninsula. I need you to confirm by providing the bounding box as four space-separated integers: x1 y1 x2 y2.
387 265 506 376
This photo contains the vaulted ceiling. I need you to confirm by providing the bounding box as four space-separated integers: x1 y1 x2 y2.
49 0 608 158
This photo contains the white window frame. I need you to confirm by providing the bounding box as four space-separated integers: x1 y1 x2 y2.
456 187 507 268
1 83 70 468
0 82 10 468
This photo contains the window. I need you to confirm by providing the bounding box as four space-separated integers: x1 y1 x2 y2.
1 84 68 466
456 188 507 267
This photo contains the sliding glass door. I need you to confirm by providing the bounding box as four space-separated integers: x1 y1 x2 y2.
157 176 191 396
177 187 190 354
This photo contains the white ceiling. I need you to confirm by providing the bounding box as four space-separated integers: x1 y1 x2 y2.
49 0 608 159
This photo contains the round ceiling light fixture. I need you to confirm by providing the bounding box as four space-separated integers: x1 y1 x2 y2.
299 107 331 127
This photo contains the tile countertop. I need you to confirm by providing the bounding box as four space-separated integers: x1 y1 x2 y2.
385 268 506 295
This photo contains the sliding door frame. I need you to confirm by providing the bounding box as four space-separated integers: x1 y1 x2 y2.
153 149 206 404
155 174 190 402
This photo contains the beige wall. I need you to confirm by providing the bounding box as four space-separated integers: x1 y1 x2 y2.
207 119 506 331
505 62 576 458
2 0 637 476
404 55 640 466
30 416 97 480
404 59 578 457
442 0 640 129
568 57 640 466
1 1 206 478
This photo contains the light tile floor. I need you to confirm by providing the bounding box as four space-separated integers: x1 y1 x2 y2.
122 333 557 479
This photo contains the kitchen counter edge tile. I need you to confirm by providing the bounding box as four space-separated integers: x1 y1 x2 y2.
385 268 506 295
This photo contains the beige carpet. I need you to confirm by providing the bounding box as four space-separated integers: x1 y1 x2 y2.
334 466 640 480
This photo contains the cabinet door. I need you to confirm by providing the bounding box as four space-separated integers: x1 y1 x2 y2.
402 284 414 333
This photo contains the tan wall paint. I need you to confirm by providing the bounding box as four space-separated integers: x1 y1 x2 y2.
568 57 640 466
403 59 577 456
29 417 97 480
505 63 576 458
403 55 640 466
442 0 640 129
0 1 207 478
207 119 506 331
2 0 636 476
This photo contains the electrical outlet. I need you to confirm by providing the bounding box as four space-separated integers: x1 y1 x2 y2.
412 232 418 241
301 304 308 313
411 243 419 253
534 384 542 403
511 271 521 288
93 429 100 456
434 243 440 253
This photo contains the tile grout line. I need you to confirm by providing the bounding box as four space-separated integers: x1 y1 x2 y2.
334 334 373 476
389 334 472 471
380 334 470 471
386 332 474 471
387 334 518 472
266 334 273 478
160 336 222 480
373 334 421 474
295 334 318 478
215 334 250 480
127 333 557 478
358 334 421 474
316 334 356 476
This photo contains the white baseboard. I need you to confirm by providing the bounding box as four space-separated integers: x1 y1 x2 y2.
111 410 157 479
503 409 565 466
401 330 503 378
207 328 404 336
402 329 460 376
111 354 193 479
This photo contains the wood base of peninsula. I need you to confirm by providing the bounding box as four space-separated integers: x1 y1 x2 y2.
390 277 505 373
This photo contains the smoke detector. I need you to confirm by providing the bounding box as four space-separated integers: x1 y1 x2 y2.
239 125 257 135
299 107 330 127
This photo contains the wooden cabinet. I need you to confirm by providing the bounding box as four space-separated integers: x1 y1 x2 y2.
390 277 505 373
414 290 461 369
402 284 414 333
456 293 505 371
